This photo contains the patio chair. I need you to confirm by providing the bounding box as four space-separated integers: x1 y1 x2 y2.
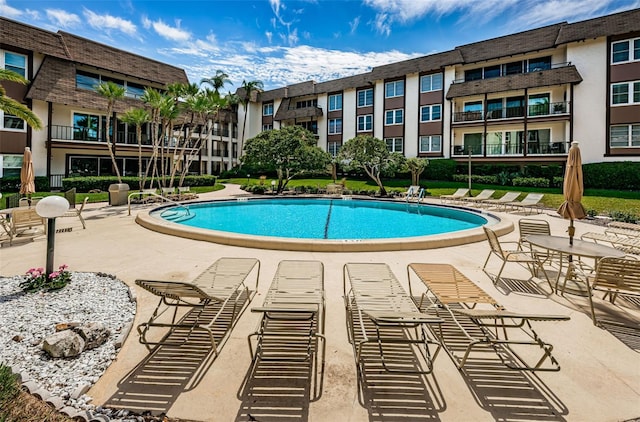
604 227 640 239
135 257 261 354
62 196 88 229
407 263 569 371
248 260 325 396
460 189 495 206
583 256 640 325
482 226 552 290
505 193 545 214
18 196 43 208
482 191 522 210
343 262 442 377
581 232 640 255
517 218 560 265
177 186 198 200
161 187 178 200
439 188 469 203
7 208 46 245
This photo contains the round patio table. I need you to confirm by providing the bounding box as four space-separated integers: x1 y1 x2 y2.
525 234 626 295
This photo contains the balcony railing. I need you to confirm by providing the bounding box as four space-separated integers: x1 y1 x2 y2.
453 101 569 123
50 125 200 149
452 141 569 157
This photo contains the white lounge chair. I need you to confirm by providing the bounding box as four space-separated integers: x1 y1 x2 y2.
439 188 469 203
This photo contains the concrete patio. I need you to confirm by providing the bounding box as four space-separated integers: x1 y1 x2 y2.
1 184 638 422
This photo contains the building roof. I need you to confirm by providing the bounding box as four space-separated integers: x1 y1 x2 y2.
445 65 583 98
273 98 323 121
371 50 464 79
556 8 640 44
0 17 69 59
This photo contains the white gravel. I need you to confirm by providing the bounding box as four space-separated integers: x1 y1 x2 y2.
0 272 136 411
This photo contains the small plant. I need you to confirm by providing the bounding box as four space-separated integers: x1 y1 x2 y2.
20 265 72 292
586 209 598 218
608 210 638 223
0 365 19 406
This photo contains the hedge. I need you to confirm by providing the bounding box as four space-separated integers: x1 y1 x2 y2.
61 175 217 192
512 177 550 188
424 159 457 181
0 176 49 192
452 174 498 184
583 162 640 191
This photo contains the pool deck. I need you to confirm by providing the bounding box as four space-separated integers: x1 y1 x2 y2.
1 184 639 422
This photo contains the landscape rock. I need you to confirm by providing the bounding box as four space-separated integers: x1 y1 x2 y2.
42 330 85 358
75 322 111 350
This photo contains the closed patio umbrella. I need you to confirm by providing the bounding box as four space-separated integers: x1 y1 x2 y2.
557 141 586 246
19 146 35 198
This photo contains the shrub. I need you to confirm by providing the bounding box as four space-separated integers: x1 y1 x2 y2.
452 174 498 184
583 162 640 190
0 176 49 192
608 210 638 223
61 175 216 191
552 176 564 188
424 159 457 181
512 177 550 188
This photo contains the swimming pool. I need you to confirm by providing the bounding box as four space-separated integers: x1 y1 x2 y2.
137 197 507 252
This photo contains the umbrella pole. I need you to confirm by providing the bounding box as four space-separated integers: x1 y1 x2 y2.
568 218 574 263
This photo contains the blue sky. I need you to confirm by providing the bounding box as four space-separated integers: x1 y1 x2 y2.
2 0 640 91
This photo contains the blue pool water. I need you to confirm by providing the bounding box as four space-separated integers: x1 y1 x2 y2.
154 198 488 240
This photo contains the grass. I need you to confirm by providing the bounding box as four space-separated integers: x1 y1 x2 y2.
224 177 640 218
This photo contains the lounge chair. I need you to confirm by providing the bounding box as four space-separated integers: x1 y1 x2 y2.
582 256 640 325
161 187 178 200
6 208 46 245
248 260 325 396
608 221 640 232
62 197 88 229
439 188 469 203
177 186 198 200
483 226 552 290
604 227 640 238
343 262 442 377
505 192 545 214
401 185 420 200
581 232 640 255
460 189 495 206
407 263 569 371
482 191 521 210
135 257 261 354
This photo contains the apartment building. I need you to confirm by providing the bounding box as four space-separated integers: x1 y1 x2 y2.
242 8 640 166
0 17 201 187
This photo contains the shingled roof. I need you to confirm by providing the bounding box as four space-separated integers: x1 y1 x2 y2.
556 8 640 44
446 65 583 99
1 17 69 59
273 98 323 121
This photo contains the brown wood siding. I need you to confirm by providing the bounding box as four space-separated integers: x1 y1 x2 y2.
327 134 342 142
327 110 342 119
3 81 28 101
608 148 640 156
419 91 442 105
419 122 442 135
610 61 640 83
610 105 640 124
384 96 404 110
356 105 373 115
0 132 27 153
383 125 403 138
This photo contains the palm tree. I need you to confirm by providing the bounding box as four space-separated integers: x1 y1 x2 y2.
0 69 42 129
96 81 126 182
200 70 232 96
239 79 264 154
120 108 151 190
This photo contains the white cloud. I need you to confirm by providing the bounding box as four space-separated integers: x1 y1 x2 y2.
141 16 152 30
349 16 360 34
0 0 21 17
83 9 136 35
46 9 80 28
510 0 635 29
25 8 39 20
151 19 191 42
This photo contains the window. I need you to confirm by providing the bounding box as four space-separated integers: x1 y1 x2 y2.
385 137 403 153
484 65 501 79
463 101 482 120
0 154 22 178
329 94 342 111
357 88 373 107
528 93 550 116
420 74 443 92
419 135 441 153
528 56 551 72
73 112 103 141
611 81 640 105
4 52 26 77
296 99 317 108
503 61 523 75
610 124 640 147
328 141 341 157
385 109 403 125
263 103 273 116
299 120 317 134
420 105 441 122
125 82 146 99
612 38 640 63
385 80 404 98
464 68 482 81
1 113 25 131
357 114 372 132
486 99 503 119
262 124 273 131
76 70 101 90
328 118 342 134
463 133 483 155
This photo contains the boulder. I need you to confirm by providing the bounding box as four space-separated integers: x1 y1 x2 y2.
42 331 85 358
74 322 111 350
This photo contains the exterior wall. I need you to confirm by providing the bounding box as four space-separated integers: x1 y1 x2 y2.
343 88 356 141
404 73 420 158
567 37 608 163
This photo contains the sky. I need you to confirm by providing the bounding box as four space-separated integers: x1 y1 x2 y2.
2 0 640 92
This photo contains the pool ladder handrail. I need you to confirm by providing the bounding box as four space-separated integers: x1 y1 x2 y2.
405 188 425 203
127 190 191 216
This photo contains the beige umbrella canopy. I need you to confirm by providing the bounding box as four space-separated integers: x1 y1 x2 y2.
557 141 586 245
19 146 36 197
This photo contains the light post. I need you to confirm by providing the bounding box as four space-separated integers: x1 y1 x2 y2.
271 180 276 194
468 148 472 193
36 196 69 275
247 173 250 184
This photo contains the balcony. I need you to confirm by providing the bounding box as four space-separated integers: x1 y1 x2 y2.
452 141 569 157
453 101 569 123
